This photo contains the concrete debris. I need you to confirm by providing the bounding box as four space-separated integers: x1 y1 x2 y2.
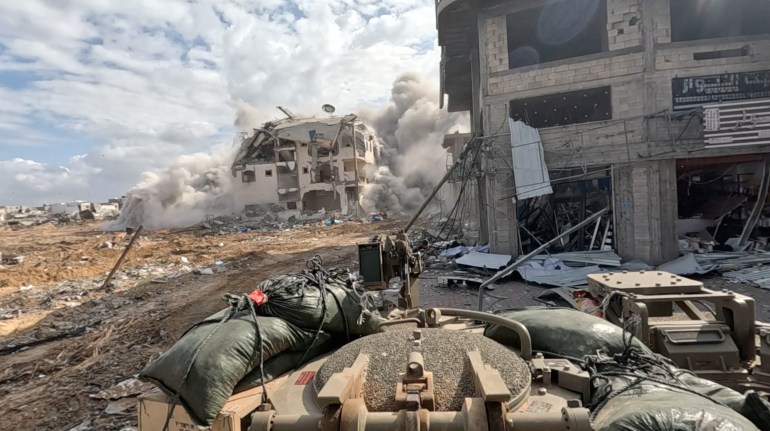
104 398 136 415
96 241 114 249
173 211 371 236
91 378 152 400
194 268 214 275
67 420 92 431
437 272 485 287
0 201 124 230
2 254 25 265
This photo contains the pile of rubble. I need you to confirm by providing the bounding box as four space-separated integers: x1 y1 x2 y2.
176 209 387 236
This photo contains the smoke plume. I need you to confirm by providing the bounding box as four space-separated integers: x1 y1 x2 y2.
103 149 237 230
234 100 264 132
105 74 465 230
359 73 468 214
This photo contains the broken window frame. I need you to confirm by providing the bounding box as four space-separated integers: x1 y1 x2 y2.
517 167 613 253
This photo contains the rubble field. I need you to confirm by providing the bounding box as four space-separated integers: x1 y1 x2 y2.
0 219 404 431
4 219 770 431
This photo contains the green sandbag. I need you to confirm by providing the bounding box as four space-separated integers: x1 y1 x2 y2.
255 268 384 336
484 307 651 358
233 336 338 394
675 371 770 429
592 375 759 431
139 308 328 426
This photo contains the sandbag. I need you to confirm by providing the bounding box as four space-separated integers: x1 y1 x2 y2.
233 336 338 394
140 307 328 426
592 375 759 431
675 371 770 429
254 268 384 336
484 307 651 359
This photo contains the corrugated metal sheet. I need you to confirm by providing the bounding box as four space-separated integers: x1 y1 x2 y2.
724 267 770 289
456 252 512 270
509 119 553 200
517 265 603 288
693 251 770 272
530 251 622 267
704 98 770 148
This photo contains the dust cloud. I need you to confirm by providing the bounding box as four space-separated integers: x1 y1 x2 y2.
234 100 264 132
359 73 468 215
106 73 465 230
103 150 237 230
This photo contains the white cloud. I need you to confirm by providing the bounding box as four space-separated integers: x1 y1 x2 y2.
0 0 442 206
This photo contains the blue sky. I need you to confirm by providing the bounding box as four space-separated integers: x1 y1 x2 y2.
0 0 441 206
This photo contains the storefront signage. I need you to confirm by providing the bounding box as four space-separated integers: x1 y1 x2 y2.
703 98 770 148
673 70 770 111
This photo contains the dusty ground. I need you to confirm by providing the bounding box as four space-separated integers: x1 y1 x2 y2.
0 219 404 431
2 221 770 431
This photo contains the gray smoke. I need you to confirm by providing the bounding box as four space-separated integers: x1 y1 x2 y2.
104 74 465 230
104 102 265 231
360 73 468 214
103 149 237 230
234 100 264 132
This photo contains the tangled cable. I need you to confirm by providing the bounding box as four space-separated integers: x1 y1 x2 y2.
584 315 729 421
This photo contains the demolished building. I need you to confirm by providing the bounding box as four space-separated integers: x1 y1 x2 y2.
436 0 770 265
231 110 378 217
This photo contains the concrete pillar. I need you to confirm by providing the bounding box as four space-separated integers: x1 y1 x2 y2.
613 159 678 265
482 103 519 255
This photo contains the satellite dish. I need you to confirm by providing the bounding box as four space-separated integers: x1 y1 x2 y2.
322 104 336 114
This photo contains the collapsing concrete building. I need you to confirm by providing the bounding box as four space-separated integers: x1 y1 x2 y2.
231 109 378 217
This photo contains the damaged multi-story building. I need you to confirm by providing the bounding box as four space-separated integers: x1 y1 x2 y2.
437 0 770 264
231 109 378 217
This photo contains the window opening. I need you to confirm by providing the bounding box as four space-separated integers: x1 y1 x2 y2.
671 0 770 42
506 0 607 69
242 170 256 183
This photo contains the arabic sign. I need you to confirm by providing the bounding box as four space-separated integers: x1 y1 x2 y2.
672 70 770 111
703 98 770 148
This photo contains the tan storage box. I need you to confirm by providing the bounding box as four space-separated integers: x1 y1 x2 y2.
138 386 264 431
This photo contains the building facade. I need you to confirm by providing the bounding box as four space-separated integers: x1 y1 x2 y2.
231 114 378 217
437 0 770 264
